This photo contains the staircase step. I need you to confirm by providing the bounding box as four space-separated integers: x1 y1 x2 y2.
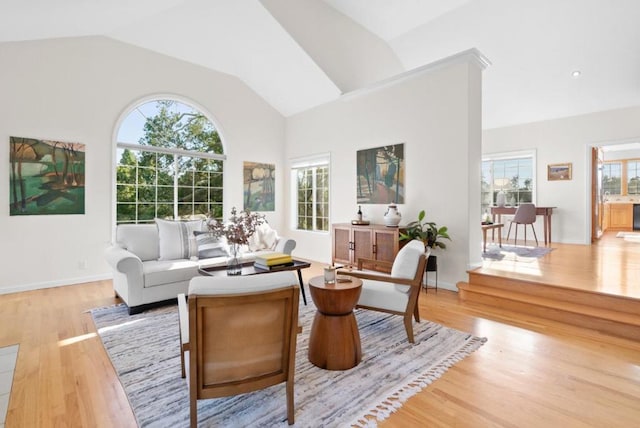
467 271 640 316
457 281 640 341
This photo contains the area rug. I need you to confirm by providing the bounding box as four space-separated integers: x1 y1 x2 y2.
91 301 486 427
616 231 640 242
482 244 554 261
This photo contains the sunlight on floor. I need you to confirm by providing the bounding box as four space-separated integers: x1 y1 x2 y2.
58 332 97 347
98 318 146 334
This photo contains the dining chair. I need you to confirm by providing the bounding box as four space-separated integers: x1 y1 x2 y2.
178 271 300 427
506 203 539 246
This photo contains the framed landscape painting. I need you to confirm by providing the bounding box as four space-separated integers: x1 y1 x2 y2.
243 161 275 211
10 136 85 215
356 143 405 204
548 163 572 181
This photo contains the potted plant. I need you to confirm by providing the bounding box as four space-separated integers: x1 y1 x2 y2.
399 210 451 275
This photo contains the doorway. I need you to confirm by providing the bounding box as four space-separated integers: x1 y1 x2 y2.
590 140 640 243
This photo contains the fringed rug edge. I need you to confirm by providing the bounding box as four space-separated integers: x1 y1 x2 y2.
349 335 488 428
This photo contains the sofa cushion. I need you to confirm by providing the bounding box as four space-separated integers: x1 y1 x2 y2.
156 218 203 261
116 224 160 261
143 259 200 288
194 231 229 259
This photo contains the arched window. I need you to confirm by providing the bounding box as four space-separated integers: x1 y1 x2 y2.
115 99 225 224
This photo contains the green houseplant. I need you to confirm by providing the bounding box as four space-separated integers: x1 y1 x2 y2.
399 210 451 286
399 210 451 250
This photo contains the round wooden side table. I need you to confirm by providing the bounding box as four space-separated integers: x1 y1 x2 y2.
308 275 363 370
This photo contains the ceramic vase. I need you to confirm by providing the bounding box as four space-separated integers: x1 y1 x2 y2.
384 203 402 227
496 191 506 207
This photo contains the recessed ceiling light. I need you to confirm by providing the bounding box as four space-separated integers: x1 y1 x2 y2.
571 70 581 78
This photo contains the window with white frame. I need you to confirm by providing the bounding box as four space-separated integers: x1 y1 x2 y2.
290 154 330 232
601 162 622 195
628 160 640 195
481 151 535 214
115 99 225 224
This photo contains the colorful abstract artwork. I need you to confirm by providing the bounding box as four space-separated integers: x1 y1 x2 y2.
10 136 85 215
243 161 275 211
357 143 405 204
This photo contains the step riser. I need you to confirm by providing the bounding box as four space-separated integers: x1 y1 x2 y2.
459 285 640 341
467 273 640 315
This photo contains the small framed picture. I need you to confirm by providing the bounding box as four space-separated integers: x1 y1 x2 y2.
548 163 572 181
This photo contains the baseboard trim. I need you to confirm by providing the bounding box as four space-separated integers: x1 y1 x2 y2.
0 273 113 295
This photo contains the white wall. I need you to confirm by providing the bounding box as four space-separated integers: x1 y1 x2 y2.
0 36 285 293
483 106 640 244
282 52 485 291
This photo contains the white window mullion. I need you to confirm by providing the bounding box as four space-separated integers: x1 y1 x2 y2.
173 155 179 219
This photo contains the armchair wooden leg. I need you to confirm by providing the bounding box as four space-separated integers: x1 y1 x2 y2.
180 346 185 379
413 302 420 322
286 379 295 425
404 316 415 344
190 396 197 428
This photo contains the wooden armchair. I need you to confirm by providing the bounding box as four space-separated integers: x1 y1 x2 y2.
339 240 428 343
177 271 300 427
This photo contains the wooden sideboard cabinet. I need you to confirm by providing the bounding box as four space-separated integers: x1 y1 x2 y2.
331 223 400 272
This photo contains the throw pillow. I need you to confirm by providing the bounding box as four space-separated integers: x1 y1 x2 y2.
194 231 229 259
248 222 278 252
156 218 203 261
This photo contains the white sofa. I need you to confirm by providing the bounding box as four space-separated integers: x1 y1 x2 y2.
104 221 296 314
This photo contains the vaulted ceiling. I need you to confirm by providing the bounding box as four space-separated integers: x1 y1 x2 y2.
2 0 639 129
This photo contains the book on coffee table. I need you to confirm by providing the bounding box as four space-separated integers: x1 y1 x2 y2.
254 260 295 270
254 252 293 266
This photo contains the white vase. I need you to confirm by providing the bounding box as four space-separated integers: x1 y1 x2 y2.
383 204 402 227
496 191 506 207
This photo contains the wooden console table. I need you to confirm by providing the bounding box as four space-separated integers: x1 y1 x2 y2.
491 206 556 245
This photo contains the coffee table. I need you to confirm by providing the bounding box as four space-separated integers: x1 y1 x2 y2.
198 259 311 305
307 275 363 370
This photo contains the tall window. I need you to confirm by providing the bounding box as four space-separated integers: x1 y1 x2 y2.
291 154 330 232
116 100 225 224
601 162 622 195
481 151 535 214
626 161 640 195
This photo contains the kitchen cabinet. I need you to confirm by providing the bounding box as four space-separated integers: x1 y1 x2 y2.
331 223 400 272
603 203 633 230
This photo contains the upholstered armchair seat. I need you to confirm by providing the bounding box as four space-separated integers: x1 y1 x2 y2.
339 240 429 343
356 278 411 313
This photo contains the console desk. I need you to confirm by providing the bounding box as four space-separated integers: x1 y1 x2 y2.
491 206 556 245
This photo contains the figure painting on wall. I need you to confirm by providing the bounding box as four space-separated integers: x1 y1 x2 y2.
9 136 85 215
357 143 405 204
243 161 275 211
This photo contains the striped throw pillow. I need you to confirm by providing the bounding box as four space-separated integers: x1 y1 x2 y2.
194 231 229 259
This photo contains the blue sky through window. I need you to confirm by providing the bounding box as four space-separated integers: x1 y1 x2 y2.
117 100 199 144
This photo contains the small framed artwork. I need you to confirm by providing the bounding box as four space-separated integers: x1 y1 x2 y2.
548 163 572 181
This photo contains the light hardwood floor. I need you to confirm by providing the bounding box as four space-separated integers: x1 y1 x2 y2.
1 233 639 427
